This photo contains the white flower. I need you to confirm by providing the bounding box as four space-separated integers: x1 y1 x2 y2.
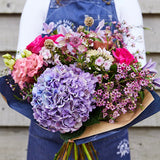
77 45 87 53
39 47 52 60
97 48 114 62
103 60 112 71
54 54 62 65
95 56 104 66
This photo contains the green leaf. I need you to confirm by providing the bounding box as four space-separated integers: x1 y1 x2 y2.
110 64 117 73
52 29 58 35
83 107 101 127
130 65 137 73
90 37 101 42
60 126 86 142
139 90 145 100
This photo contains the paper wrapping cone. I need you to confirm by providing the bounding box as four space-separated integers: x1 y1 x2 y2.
0 89 154 139
74 90 154 140
1 75 159 144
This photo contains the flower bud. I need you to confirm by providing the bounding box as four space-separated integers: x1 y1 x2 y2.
77 25 84 32
84 17 94 27
21 49 32 58
3 58 15 70
2 53 12 59
23 49 32 57
44 39 54 50
2 53 16 70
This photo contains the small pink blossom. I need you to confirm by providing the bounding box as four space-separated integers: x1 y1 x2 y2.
39 47 52 60
113 111 120 119
103 60 112 71
109 119 115 123
69 36 82 48
95 57 104 66
54 54 62 65
77 45 87 53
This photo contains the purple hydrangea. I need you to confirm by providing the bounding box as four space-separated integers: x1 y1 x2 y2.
31 64 97 133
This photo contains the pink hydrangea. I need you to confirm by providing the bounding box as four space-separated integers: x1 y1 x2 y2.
12 58 30 89
12 54 43 89
26 54 43 77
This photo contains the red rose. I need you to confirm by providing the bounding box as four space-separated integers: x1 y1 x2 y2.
112 48 137 65
26 34 63 54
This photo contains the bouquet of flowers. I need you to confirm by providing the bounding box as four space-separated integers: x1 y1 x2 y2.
2 17 160 159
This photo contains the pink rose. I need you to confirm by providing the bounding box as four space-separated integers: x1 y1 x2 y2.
112 48 136 65
26 34 63 54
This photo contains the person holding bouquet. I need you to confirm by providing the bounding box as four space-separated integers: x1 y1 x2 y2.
2 0 155 159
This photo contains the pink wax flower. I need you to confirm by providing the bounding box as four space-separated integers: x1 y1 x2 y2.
26 34 63 54
112 48 137 65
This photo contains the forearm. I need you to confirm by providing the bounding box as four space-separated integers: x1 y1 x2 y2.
17 0 50 52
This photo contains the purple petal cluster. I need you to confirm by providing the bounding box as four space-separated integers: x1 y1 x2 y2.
95 62 155 122
31 64 97 133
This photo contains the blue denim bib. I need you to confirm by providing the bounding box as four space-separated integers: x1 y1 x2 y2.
28 1 131 159
45 0 118 31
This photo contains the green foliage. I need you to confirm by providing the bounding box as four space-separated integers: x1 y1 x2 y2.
83 107 101 126
60 126 86 142
130 65 137 73
60 108 102 141
139 90 145 101
109 64 117 73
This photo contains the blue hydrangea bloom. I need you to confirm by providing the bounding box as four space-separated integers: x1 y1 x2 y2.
31 64 97 133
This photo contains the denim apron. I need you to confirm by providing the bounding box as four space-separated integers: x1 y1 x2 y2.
28 0 131 159
0 0 160 160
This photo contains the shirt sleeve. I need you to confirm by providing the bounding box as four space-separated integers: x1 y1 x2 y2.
16 0 50 56
115 0 147 66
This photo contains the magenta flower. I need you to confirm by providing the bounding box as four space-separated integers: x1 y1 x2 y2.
69 36 82 48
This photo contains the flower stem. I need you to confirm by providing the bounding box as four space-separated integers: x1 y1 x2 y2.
66 142 73 160
86 143 95 160
74 143 78 160
54 142 66 160
90 142 99 160
79 145 85 160
62 142 70 160
82 143 92 160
